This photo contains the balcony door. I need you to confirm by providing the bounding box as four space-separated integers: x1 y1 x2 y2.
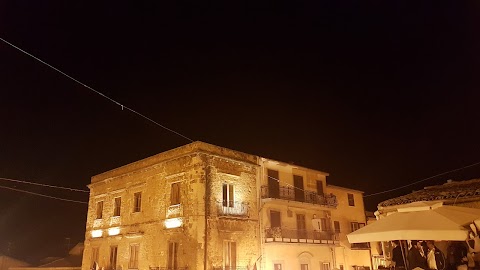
267 170 280 198
294 175 304 202
296 214 307 239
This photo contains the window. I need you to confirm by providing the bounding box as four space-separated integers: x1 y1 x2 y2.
171 182 180 205
129 244 139 269
293 175 305 202
350 222 359 232
91 247 99 268
110 246 118 270
316 180 324 195
320 218 328 231
168 242 178 270
339 265 344 270
267 169 280 198
322 262 331 270
133 192 142 212
301 264 309 270
270 210 281 228
223 241 236 270
96 201 103 219
114 197 121 217
334 221 341 233
297 214 307 238
222 183 234 207
347 193 355 206
274 264 282 270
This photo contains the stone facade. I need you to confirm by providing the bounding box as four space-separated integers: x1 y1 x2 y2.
82 142 371 270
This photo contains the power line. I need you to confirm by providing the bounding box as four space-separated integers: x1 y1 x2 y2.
0 184 88 204
0 36 194 143
364 161 480 198
0 177 89 192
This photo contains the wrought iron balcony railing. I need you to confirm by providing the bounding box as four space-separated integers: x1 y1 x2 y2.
261 185 338 207
166 204 183 218
217 201 249 218
265 227 338 244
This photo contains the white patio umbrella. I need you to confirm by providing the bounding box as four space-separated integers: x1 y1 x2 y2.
347 201 480 243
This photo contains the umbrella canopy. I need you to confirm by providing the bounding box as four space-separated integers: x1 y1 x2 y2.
347 202 480 243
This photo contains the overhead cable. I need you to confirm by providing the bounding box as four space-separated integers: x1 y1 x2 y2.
0 36 193 143
0 177 89 192
0 185 88 204
364 161 480 198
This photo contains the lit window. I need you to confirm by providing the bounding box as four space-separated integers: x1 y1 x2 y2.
133 192 142 212
129 244 139 269
168 242 178 270
114 197 121 216
108 227 120 236
171 182 181 205
347 193 355 206
96 201 104 219
223 241 236 270
222 183 234 207
91 230 103 238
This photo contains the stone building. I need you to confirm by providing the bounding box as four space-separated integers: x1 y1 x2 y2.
82 142 371 270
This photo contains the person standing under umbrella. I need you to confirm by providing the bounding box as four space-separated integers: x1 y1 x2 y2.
426 240 446 270
392 241 406 270
408 240 428 270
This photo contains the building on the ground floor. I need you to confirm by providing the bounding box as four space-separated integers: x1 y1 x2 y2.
81 141 372 270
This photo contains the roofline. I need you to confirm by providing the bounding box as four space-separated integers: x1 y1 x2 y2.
260 157 330 176
327 184 364 193
91 141 258 183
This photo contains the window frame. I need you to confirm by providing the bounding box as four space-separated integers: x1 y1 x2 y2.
223 240 237 270
170 182 181 206
347 193 355 206
222 183 234 207
110 245 118 270
133 192 142 213
113 197 121 217
168 242 178 270
96 201 104 219
128 244 139 269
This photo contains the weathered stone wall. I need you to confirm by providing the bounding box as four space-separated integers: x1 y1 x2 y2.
83 142 259 270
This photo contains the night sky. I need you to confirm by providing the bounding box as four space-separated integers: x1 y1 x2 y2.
1 1 480 262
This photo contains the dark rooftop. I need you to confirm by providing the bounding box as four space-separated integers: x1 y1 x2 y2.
379 178 480 207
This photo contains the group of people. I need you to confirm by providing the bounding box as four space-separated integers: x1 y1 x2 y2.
391 240 447 270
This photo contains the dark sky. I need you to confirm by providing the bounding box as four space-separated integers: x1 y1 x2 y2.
1 0 480 262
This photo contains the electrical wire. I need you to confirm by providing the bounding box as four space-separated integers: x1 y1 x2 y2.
0 184 88 204
0 36 194 143
0 177 89 192
364 161 480 198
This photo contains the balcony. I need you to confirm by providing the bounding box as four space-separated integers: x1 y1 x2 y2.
217 201 249 218
261 185 338 207
166 204 183 218
265 227 338 244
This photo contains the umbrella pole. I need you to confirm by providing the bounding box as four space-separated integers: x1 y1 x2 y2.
400 240 408 270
